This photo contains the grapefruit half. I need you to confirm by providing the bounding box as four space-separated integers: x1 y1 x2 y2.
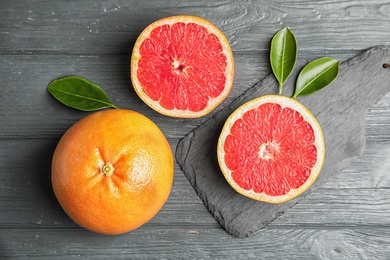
217 95 325 204
131 15 234 118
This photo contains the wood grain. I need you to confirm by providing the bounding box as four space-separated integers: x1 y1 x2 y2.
1 1 390 53
1 138 390 227
0 51 376 139
1 228 390 259
1 0 390 258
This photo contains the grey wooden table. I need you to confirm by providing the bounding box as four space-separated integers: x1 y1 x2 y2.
1 1 390 259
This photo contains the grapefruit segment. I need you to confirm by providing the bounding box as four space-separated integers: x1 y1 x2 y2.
217 95 325 204
131 15 234 118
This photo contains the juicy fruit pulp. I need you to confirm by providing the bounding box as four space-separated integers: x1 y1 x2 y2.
52 109 174 235
217 95 325 204
131 15 234 118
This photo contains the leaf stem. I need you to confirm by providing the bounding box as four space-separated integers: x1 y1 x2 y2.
278 83 283 95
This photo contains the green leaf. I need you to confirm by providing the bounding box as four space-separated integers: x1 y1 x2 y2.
47 76 118 111
292 57 340 98
270 27 297 94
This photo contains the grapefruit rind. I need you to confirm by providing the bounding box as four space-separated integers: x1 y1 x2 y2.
130 15 234 118
217 95 325 204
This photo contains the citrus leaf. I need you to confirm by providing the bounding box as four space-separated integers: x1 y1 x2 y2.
292 57 340 98
270 27 297 94
47 76 118 111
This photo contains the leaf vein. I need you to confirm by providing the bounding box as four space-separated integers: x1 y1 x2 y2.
54 88 114 107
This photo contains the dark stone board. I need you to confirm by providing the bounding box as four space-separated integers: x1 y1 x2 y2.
175 46 390 237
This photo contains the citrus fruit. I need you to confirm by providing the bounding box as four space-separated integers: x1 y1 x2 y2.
217 95 325 204
51 109 174 235
130 15 234 118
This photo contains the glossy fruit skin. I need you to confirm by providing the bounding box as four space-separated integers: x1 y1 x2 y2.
217 95 325 204
130 15 234 118
51 109 174 235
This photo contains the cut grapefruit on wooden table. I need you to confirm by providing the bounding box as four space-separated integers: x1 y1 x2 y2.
130 15 234 118
217 95 325 204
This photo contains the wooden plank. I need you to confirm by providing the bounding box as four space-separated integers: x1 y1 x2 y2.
0 51 378 139
1 1 390 54
272 188 390 227
0 138 211 227
0 53 201 139
1 227 389 259
1 139 390 228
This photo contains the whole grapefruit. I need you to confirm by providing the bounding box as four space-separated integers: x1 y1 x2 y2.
51 109 174 235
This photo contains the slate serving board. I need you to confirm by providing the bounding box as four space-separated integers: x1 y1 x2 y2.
175 46 390 237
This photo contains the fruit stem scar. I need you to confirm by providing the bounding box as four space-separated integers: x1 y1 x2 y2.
383 63 390 68
101 163 114 176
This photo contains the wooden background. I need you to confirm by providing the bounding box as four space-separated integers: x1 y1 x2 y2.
1 0 390 258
